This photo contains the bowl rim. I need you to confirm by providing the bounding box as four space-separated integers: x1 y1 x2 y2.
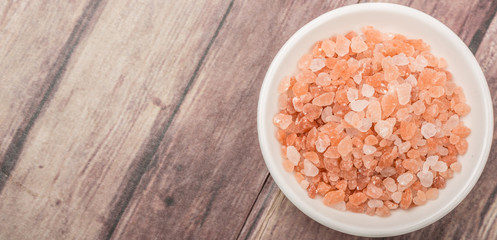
257 2 494 237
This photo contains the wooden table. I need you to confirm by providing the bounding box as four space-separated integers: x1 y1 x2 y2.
0 0 496 239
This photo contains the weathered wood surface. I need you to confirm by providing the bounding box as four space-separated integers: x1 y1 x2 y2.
0 0 496 239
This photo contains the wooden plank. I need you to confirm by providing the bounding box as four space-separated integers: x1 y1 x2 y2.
238 0 497 239
0 0 99 185
0 1 231 239
108 1 360 239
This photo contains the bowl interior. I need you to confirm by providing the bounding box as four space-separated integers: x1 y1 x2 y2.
258 3 493 237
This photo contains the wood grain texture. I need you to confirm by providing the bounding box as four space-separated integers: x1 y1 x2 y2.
0 1 231 239
238 1 497 239
0 0 100 188
109 1 359 239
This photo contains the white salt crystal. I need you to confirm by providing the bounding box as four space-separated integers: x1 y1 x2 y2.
363 144 377 155
391 192 402 203
361 84 374 97
368 199 384 208
358 118 372 132
350 100 369 112
423 156 438 172
392 53 409 66
353 74 362 84
375 120 394 139
397 83 412 105
397 172 414 186
303 159 319 177
309 58 325 72
421 122 437 139
417 171 434 187
347 88 359 102
287 146 300 165
405 75 417 87
444 115 459 131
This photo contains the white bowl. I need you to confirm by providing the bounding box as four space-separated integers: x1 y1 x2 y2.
257 3 493 237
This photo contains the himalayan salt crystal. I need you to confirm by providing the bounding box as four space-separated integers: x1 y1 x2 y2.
405 75 417 87
337 136 353 157
423 155 439 172
425 188 439 200
347 88 359 102
429 86 445 98
296 70 317 83
417 170 434 187
309 58 326 72
286 146 301 165
398 141 411 154
316 72 332 86
321 39 336 57
344 111 361 127
366 206 375 216
414 55 428 71
368 199 384 208
278 93 288 110
383 177 397 192
396 108 410 121
353 74 362 84
413 190 427 205
364 135 379 145
400 188 413 209
282 159 294 172
303 103 322 121
317 182 332 196
449 134 460 145
366 100 382 122
361 84 374 97
366 183 384 199
375 120 394 139
303 159 319 177
380 167 397 177
346 202 366 213
303 151 319 165
321 106 333 122
312 92 335 106
402 159 421 172
273 113 292 130
349 192 368 205
278 76 291 93
412 100 426 115
392 52 409 66
363 144 377 155
381 94 398 118
450 162 462 172
315 134 331 153
454 102 471 116
452 125 471 137
397 172 414 186
292 97 304 112
397 83 412 105
438 146 449 156
432 161 448 172
351 36 368 53
292 82 308 97
300 180 310 189
298 53 313 70
391 191 402 203
350 100 369 112
384 201 399 210
358 118 373 132
421 122 437 139
433 176 446 189
382 57 400 82
335 35 351 56
445 81 456 96
444 115 459 131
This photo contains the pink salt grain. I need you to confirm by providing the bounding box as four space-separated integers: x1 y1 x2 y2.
337 136 353 157
303 159 319 177
450 162 462 172
421 122 437 139
383 177 397 192
397 83 412 105
350 100 369 112
316 72 332 86
351 36 368 53
335 35 351 56
310 58 326 72
425 188 439 200
286 146 300 165
312 92 335 106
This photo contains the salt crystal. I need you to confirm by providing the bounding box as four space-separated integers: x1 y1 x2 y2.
353 74 362 84
438 146 449 156
397 172 414 186
398 141 411 154
432 161 448 172
450 162 462 172
444 115 459 131
303 159 319 177
362 84 374 97
316 72 332 86
278 76 291 93
366 183 384 199
415 55 428 71
321 106 333 122
383 177 397 192
425 188 439 200
337 136 353 157
391 192 402 203
358 118 372 132
273 113 292 129
315 135 331 153
300 179 310 189
423 155 438 172
417 171 434 187
421 122 437 139
351 36 368 53
335 35 351 56
363 144 377 155
310 58 326 72
368 199 384 208
392 53 409 66
374 120 394 139
286 146 300 165
350 100 369 112
344 111 360 126
397 83 412 105
412 100 426 115
366 100 382 122
381 167 397 177
347 88 359 102
405 75 417 87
